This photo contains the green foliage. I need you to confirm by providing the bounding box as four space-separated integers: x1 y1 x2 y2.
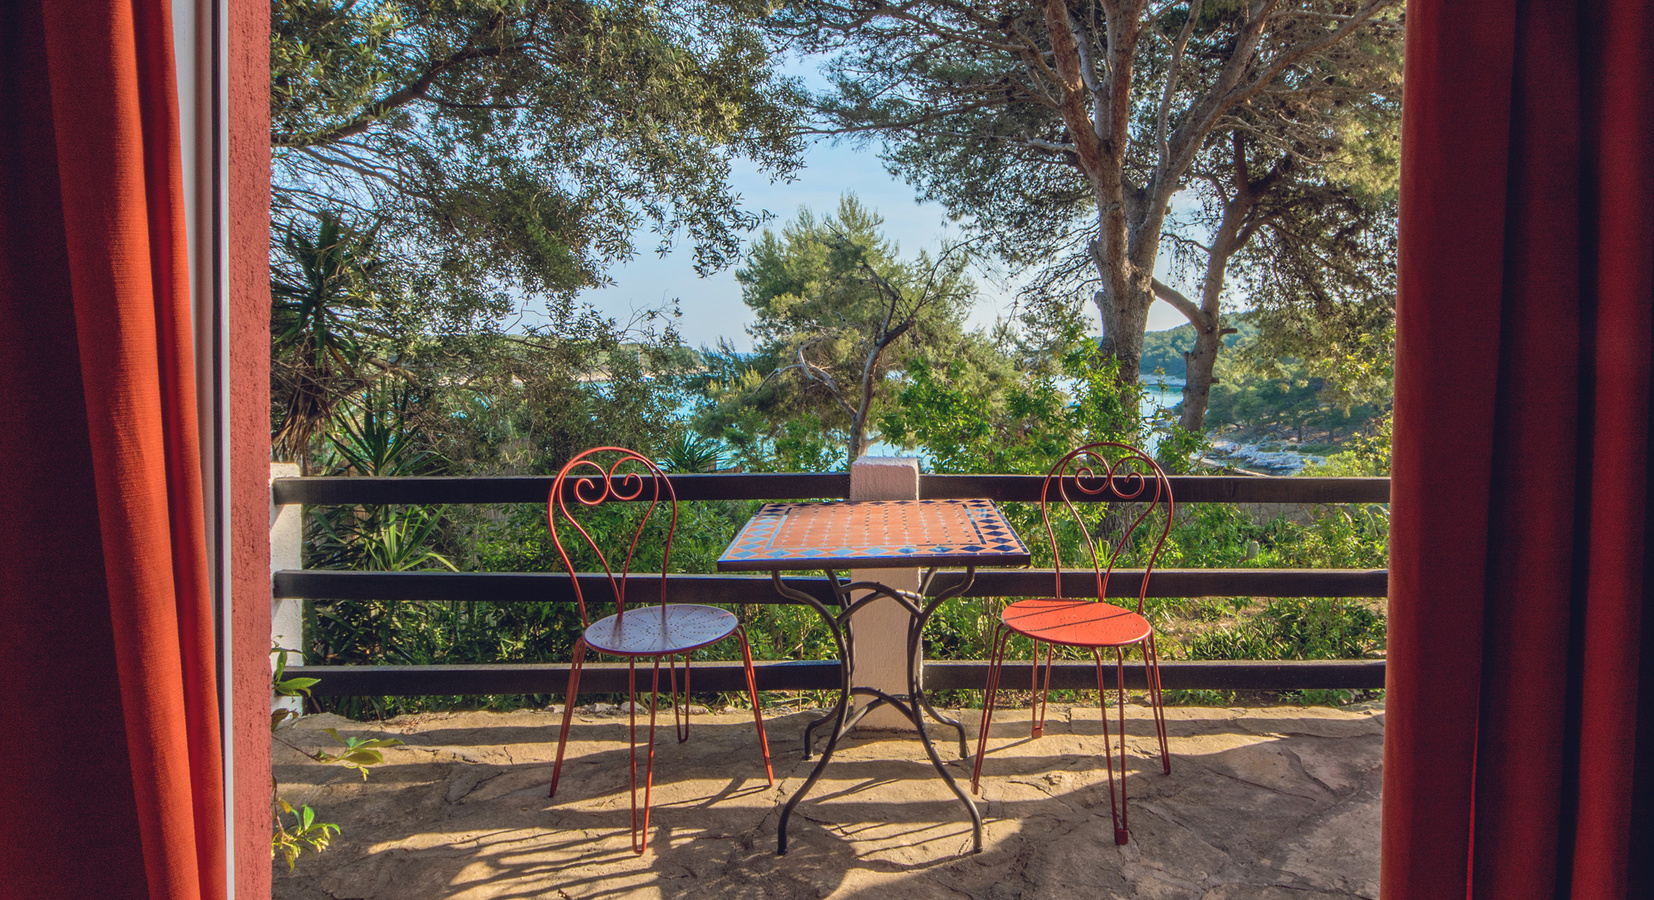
1138 318 1258 381
316 729 405 780
273 799 339 872
766 416 850 474
273 0 806 313
271 212 393 468
1240 311 1396 429
270 649 402 870
1204 325 1389 445
326 382 439 477
700 410 848 475
1305 415 1392 477
773 0 1402 400
1181 598 1385 662
699 195 985 459
659 432 724 473
414 330 695 477
880 326 1149 477
305 386 457 575
271 647 320 722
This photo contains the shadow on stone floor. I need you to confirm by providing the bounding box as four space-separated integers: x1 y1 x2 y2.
272 703 1382 900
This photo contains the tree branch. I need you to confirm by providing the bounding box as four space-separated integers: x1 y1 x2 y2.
1155 0 1204 177
274 41 521 148
1041 0 1106 173
1152 277 1208 327
1223 0 1399 112
760 339 858 422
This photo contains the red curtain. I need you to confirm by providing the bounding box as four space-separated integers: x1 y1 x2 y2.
0 2 225 899
1386 0 1654 896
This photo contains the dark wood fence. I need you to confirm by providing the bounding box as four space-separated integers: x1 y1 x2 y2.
278 473 1389 697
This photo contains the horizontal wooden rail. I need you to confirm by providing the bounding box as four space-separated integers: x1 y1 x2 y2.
271 473 1388 506
922 474 1390 504
288 660 843 696
287 658 1385 697
274 472 1390 703
924 659 1386 691
274 568 1387 603
272 472 850 506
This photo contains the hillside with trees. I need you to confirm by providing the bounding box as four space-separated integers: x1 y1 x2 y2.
1141 312 1388 454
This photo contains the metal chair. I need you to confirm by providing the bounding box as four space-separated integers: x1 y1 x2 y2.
971 441 1173 845
545 446 772 853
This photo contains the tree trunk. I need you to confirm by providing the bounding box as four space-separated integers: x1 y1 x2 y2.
1180 324 1223 433
847 346 881 461
1092 281 1154 383
1088 245 1147 383
1178 156 1279 431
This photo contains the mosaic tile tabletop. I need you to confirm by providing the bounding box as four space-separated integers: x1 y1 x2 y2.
716 499 1032 571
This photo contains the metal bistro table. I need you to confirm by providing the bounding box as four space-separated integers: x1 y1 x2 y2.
716 498 1031 854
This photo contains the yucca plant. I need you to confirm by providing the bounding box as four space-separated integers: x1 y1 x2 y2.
308 383 452 572
271 211 391 470
659 431 724 473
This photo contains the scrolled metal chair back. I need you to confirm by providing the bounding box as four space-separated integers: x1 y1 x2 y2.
1040 441 1174 614
547 447 676 627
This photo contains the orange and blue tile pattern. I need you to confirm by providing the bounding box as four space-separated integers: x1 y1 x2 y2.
717 499 1031 571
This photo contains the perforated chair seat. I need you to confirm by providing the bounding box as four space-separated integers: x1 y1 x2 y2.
583 604 739 657
1000 597 1153 648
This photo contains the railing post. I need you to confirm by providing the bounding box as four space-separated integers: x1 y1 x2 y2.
270 463 303 716
849 456 920 730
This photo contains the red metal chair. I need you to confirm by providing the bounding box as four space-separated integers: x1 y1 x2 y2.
971 441 1173 845
545 447 772 853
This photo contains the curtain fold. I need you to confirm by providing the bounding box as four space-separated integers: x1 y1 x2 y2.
1386 0 1654 896
0 1 224 898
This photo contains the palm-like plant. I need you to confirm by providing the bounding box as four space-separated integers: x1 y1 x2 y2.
659 431 724 473
309 384 451 573
272 211 390 470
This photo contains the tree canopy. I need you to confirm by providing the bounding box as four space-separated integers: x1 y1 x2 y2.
270 0 818 469
272 0 808 321
697 195 986 460
769 0 1402 438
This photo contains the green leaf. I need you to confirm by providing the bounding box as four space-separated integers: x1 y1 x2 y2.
274 676 319 696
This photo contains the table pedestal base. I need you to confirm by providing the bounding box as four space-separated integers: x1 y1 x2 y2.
769 568 984 856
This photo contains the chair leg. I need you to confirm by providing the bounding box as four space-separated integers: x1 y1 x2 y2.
670 653 692 744
734 626 774 785
1031 639 1054 738
1145 634 1171 774
972 623 1013 793
627 657 664 854
1112 647 1130 844
548 639 586 799
1091 649 1129 845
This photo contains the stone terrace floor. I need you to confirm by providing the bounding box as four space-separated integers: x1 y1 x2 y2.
271 701 1383 899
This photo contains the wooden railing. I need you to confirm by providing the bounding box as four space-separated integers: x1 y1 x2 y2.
277 472 1389 697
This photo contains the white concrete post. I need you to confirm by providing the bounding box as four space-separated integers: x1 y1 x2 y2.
270 462 304 717
848 456 921 730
